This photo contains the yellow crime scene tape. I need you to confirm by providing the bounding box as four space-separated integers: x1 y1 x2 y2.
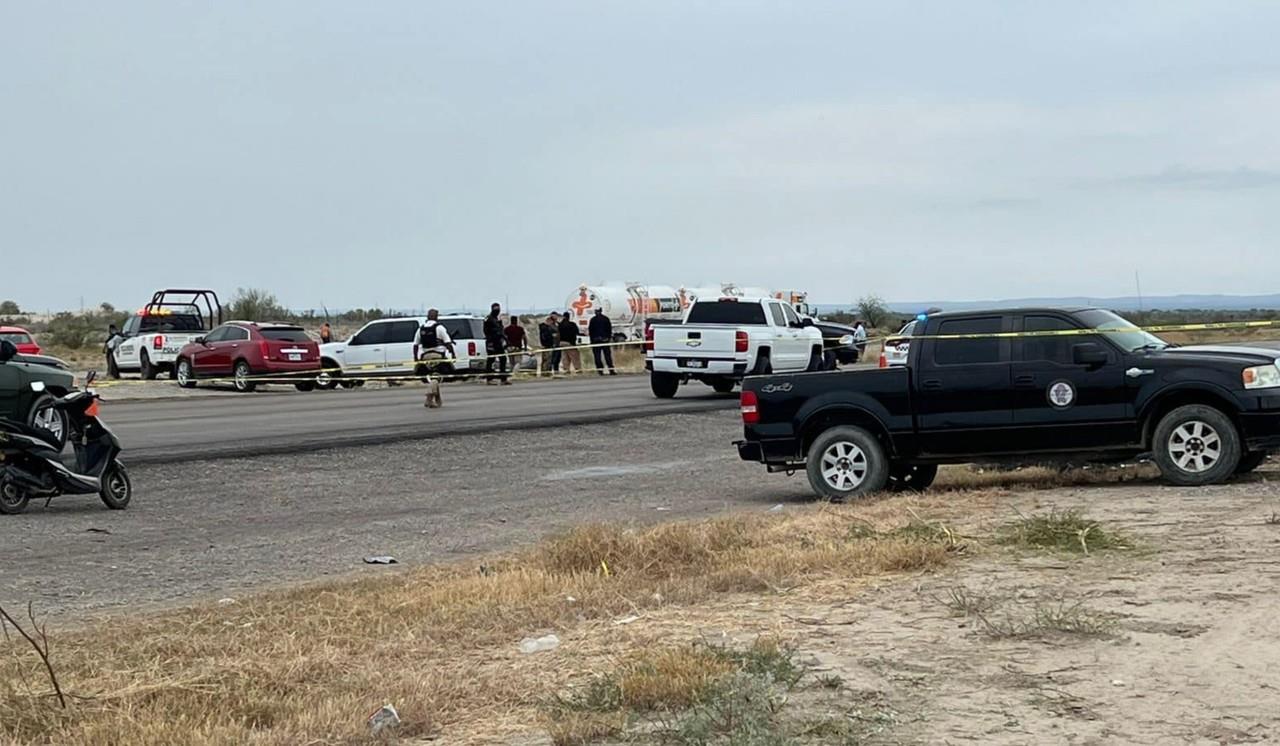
880 318 1280 343
90 337 654 389
86 318 1280 389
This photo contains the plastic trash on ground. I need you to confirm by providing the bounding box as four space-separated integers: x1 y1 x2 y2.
518 633 561 654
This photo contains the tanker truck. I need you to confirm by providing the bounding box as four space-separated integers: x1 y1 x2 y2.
563 284 684 340
563 282 811 340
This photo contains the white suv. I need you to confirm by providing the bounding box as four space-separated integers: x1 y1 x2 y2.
319 314 489 386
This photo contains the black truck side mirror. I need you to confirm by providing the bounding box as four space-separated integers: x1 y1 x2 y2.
1072 342 1108 367
0 340 15 363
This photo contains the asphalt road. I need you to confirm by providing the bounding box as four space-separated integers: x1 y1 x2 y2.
1 410 815 621
107 376 738 463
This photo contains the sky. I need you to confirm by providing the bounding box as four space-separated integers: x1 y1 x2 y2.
3 1 1279 313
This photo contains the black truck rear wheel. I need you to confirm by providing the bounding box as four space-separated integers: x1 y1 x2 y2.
806 426 889 501
1152 405 1240 486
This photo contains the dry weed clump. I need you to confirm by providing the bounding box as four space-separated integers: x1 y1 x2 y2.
0 505 961 745
997 509 1130 554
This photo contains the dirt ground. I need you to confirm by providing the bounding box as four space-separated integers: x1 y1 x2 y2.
861 473 1280 745
553 467 1280 746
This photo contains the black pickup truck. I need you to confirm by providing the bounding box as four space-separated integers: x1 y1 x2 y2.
737 308 1280 500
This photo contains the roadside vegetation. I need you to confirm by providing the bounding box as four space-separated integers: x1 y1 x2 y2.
6 293 1275 375
0 502 964 745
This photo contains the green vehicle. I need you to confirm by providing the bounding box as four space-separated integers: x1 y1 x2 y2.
0 340 76 449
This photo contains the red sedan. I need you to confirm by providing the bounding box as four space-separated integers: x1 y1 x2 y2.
175 322 321 392
0 326 41 355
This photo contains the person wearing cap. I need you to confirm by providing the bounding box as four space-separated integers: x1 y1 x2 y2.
558 311 582 374
588 308 616 375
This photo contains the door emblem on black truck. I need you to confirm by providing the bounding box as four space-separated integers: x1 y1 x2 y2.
1047 380 1075 409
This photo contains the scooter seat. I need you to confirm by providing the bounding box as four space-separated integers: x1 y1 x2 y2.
0 417 62 450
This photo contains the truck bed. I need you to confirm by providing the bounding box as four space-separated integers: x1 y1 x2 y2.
741 367 914 464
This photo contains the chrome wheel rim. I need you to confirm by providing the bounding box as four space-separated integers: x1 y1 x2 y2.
177 362 191 386
234 365 249 390
821 441 868 491
32 406 63 442
1169 420 1221 473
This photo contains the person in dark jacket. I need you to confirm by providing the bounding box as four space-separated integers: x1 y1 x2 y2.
587 308 616 375
539 314 561 375
483 303 510 384
558 311 582 374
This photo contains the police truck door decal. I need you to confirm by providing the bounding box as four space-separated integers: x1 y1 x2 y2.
1047 380 1076 409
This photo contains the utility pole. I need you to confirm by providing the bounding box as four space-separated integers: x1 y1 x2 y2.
1135 270 1144 312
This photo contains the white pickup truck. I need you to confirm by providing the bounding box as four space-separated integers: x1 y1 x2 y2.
106 290 222 380
647 296 825 398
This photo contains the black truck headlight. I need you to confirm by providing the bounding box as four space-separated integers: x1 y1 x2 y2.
1243 364 1280 390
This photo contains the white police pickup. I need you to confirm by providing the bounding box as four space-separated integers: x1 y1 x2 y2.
647 297 824 398
107 290 222 380
108 308 210 380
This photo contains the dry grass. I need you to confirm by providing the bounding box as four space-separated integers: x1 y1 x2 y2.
932 463 1158 494
0 504 961 745
996 509 1130 554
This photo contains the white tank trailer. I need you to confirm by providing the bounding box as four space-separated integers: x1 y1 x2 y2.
562 283 811 339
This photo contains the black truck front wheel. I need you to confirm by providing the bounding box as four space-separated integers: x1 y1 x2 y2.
1152 405 1241 486
806 426 889 501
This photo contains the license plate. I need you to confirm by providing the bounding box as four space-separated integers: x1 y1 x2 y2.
685 359 706 369
288 353 301 361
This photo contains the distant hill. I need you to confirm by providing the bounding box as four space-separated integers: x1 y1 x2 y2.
815 294 1280 315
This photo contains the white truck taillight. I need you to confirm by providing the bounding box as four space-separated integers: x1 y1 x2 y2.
468 341 478 357
153 335 165 350
735 330 749 353
644 326 655 352
740 390 759 424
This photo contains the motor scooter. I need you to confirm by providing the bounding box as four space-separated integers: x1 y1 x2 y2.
0 371 131 514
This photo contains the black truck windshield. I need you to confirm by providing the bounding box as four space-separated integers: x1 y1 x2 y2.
1075 310 1169 352
686 301 767 325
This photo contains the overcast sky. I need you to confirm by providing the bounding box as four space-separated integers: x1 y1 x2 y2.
3 1 1278 312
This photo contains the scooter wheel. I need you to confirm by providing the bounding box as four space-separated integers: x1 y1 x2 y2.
0 478 29 515
99 460 132 510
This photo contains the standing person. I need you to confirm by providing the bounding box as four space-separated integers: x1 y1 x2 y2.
319 322 333 344
483 303 510 385
540 314 561 376
558 311 582 374
418 309 454 407
103 324 121 378
853 321 868 363
505 315 527 373
587 307 616 375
